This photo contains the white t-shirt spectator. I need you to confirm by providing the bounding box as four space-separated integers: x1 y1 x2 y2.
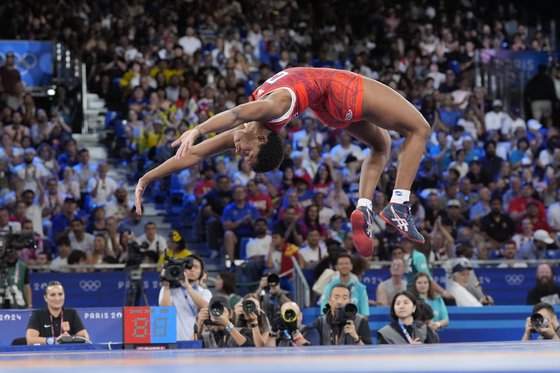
0 146 24 161
539 149 554 168
178 36 202 56
298 244 328 265
447 281 483 307
158 285 212 341
501 117 526 137
68 232 95 253
233 171 255 186
484 111 508 132
165 86 180 102
13 163 50 196
137 234 168 256
87 177 118 206
25 204 44 237
105 199 134 220
330 144 364 167
246 235 272 259
178 169 198 195
73 163 97 193
319 206 335 227
451 89 471 110
50 256 69 272
58 180 80 201
0 221 21 233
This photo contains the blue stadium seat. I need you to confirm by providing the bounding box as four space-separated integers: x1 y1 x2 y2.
546 250 560 259
115 120 126 139
105 111 120 128
448 60 461 75
489 250 501 260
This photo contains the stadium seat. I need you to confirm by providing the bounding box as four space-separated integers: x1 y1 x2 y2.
546 250 560 259
105 111 120 129
240 237 250 260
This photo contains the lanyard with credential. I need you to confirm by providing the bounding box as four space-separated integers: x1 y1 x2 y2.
50 309 64 337
183 285 198 315
398 321 414 344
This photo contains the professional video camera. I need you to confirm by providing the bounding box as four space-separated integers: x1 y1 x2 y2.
335 303 358 324
160 256 193 289
0 231 37 309
0 231 37 262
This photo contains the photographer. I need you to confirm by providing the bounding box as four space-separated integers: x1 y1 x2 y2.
159 254 211 341
1 249 32 309
267 301 320 346
195 295 254 348
312 283 373 345
234 293 272 346
255 272 292 323
26 281 89 345
521 302 560 341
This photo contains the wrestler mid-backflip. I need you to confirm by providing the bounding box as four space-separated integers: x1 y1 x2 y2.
135 67 430 257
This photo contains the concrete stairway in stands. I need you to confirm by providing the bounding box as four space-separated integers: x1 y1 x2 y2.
75 133 225 279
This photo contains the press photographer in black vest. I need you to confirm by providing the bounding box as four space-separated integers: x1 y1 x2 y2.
26 281 89 345
195 295 254 348
267 301 320 346
521 302 560 341
312 283 373 345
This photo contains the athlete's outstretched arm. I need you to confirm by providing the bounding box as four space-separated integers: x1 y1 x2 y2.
173 93 291 159
134 130 235 215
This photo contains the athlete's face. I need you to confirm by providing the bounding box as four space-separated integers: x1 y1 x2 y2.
233 122 266 169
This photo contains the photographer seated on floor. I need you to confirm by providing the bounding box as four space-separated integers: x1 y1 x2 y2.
521 302 560 341
312 283 373 345
267 301 320 346
26 281 89 345
195 295 254 348
233 293 272 347
159 254 211 341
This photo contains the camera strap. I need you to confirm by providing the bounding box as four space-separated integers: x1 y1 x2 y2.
398 321 414 344
183 286 198 316
13 261 19 285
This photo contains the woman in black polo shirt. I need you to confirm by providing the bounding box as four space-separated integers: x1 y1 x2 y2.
26 281 89 345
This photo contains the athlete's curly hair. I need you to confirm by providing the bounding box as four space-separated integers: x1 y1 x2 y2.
252 132 284 173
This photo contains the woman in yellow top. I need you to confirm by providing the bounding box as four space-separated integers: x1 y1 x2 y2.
157 231 192 264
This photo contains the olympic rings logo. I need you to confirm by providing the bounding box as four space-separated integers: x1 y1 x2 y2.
0 52 38 75
505 275 524 286
79 280 102 292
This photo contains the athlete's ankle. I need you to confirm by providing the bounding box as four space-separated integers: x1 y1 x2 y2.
390 189 410 204
357 198 372 210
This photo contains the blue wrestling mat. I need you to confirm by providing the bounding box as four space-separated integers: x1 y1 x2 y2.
0 341 558 373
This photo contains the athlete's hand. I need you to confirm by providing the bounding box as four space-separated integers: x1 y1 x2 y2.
172 127 200 160
135 177 149 215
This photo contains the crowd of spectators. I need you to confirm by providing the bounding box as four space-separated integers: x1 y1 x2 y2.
1 0 560 346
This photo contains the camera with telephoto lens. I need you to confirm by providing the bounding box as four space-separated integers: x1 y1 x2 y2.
203 301 224 326
242 299 257 314
531 313 548 329
125 241 150 269
335 303 357 324
267 273 280 288
161 256 194 289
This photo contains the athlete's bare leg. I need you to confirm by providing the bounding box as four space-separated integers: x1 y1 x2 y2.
344 121 391 256
360 77 431 244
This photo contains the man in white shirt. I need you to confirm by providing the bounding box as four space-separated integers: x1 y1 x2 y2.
292 118 323 151
298 228 327 269
0 206 20 233
22 189 45 238
73 149 97 200
105 187 134 223
451 79 472 111
246 219 272 260
178 27 202 56
137 222 168 257
87 161 117 207
501 107 526 139
548 188 560 233
159 254 211 341
329 132 364 169
447 262 483 307
50 237 72 272
13 148 50 196
68 219 95 253
484 100 508 132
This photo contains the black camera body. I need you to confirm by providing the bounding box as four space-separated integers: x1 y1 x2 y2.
125 241 150 269
242 299 257 314
0 231 37 259
267 273 280 288
531 313 548 329
161 256 193 288
335 303 358 324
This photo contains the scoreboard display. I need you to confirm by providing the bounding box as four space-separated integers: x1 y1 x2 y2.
123 307 177 349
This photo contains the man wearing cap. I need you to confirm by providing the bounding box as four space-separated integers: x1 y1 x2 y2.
196 295 254 347
516 230 554 261
0 52 21 96
502 107 526 139
454 238 494 305
442 199 469 239
290 171 315 209
484 100 508 132
527 264 560 305
446 261 483 307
